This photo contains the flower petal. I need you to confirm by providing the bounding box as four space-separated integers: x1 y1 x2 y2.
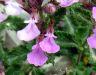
17 21 40 41
5 1 23 15
87 34 96 48
27 44 48 66
57 0 79 7
40 34 60 53
0 13 7 22
92 7 96 21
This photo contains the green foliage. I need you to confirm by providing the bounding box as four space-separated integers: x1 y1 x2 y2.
0 2 95 75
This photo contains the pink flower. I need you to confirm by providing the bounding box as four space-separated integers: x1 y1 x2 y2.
87 28 96 48
87 34 96 48
92 7 96 21
57 0 79 7
0 13 7 22
5 0 23 15
17 20 40 41
27 44 48 66
40 33 60 53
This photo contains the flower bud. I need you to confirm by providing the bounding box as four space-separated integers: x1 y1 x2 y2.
44 3 56 14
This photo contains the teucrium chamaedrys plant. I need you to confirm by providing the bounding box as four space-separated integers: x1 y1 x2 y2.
22 0 79 66
1 0 96 74
0 0 79 66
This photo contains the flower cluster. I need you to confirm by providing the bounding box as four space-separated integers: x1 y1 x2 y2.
27 32 60 66
87 7 96 48
18 16 60 66
0 0 79 66
25 18 60 66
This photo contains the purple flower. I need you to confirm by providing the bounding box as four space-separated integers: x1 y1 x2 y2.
5 0 23 15
87 28 96 48
92 7 96 21
57 0 79 7
0 13 7 22
87 7 96 48
39 33 60 53
17 20 40 41
87 34 96 48
27 44 48 66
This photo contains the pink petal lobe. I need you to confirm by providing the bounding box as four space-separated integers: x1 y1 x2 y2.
87 34 96 48
92 7 96 21
57 0 79 7
17 21 40 41
27 44 48 66
40 33 60 53
5 1 23 15
0 13 7 22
